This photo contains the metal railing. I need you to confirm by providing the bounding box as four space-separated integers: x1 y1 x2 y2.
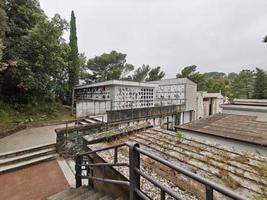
75 142 248 200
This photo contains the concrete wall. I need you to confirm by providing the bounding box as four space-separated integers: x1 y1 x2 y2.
185 81 197 113
113 85 155 110
75 78 197 119
76 100 111 118
154 84 185 106
117 114 179 130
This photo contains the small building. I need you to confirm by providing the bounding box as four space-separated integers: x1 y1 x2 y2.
73 78 197 128
221 99 267 122
176 113 267 156
148 78 197 124
73 80 157 117
195 91 225 119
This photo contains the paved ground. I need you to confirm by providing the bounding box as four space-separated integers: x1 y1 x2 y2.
0 160 70 200
0 124 66 154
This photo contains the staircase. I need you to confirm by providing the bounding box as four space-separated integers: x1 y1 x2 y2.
0 143 57 174
78 116 105 125
47 186 117 200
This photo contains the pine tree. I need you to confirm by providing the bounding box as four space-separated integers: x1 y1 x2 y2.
253 68 267 99
68 10 79 92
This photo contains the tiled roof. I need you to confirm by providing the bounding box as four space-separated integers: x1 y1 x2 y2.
85 127 267 199
177 113 267 146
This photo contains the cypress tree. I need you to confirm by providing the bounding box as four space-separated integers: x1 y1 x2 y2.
69 10 79 92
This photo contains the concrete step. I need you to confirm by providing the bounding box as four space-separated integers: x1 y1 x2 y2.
47 186 116 200
47 188 77 200
60 186 89 200
79 121 89 125
89 117 102 123
0 147 56 166
71 189 95 200
0 153 57 174
84 118 96 124
99 195 114 200
0 143 56 159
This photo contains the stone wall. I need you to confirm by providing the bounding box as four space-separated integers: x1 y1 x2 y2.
56 126 107 157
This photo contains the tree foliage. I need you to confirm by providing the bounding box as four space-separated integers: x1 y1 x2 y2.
176 66 266 100
253 68 267 99
228 69 254 99
128 65 165 82
68 11 79 92
147 66 165 81
0 0 70 104
83 50 134 83
0 0 7 60
131 64 150 82
0 0 265 108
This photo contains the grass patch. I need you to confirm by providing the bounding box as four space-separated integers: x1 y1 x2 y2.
0 102 73 136
218 169 240 189
258 163 267 182
175 131 183 141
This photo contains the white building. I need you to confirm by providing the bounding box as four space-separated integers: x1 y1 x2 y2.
74 80 157 117
73 78 197 128
195 91 225 119
149 78 197 124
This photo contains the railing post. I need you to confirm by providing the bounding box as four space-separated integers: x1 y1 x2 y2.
75 155 82 188
128 142 140 200
160 189 166 200
206 185 213 200
114 147 118 164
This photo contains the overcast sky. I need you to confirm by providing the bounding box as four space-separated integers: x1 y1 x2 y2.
39 0 267 78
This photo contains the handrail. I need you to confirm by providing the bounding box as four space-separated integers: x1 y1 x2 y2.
134 146 248 200
80 162 129 167
75 142 249 200
79 175 130 186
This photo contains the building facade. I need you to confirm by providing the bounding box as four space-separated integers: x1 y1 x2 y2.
195 91 225 119
73 78 197 128
74 80 157 117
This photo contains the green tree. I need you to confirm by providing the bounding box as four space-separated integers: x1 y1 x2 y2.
68 11 79 92
83 51 134 83
229 69 254 99
176 65 205 90
1 0 69 103
146 66 165 81
132 64 150 82
0 0 7 60
253 68 267 99
176 65 197 78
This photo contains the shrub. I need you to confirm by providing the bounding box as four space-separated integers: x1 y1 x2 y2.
175 131 183 141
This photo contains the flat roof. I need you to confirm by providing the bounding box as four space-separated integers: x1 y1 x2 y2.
177 113 267 146
221 104 267 112
75 80 158 89
233 99 267 106
199 92 224 99
148 78 197 85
